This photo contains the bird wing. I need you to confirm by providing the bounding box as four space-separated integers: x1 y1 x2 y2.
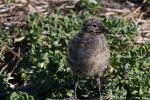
67 32 108 65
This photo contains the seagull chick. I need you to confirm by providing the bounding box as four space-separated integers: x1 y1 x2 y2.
67 17 110 99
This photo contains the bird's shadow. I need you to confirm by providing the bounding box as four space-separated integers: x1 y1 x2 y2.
69 96 100 100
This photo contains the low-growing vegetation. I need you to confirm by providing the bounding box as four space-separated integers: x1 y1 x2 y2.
0 0 150 99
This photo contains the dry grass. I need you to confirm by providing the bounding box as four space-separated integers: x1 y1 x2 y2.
0 0 150 43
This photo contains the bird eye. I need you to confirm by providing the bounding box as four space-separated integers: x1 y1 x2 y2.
93 25 97 27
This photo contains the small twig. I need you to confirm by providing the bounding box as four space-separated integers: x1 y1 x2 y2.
0 64 8 75
0 45 6 55
139 30 150 34
124 0 147 18
1 22 26 24
131 15 138 26
0 13 11 17
14 3 25 7
60 5 75 9
137 19 150 23
3 43 22 59
10 48 21 75
14 36 25 42
0 4 6 8
139 12 144 20
0 4 15 13
126 1 135 6
103 12 116 16
145 33 150 37
105 8 130 13
0 13 26 17
48 0 69 3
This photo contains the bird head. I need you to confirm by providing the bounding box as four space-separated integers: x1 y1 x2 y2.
82 17 110 34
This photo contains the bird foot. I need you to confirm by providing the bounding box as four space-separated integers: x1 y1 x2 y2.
69 96 79 100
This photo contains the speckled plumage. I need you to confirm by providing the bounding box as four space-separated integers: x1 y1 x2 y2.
67 17 110 78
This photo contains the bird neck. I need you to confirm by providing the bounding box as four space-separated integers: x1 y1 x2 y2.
83 27 103 35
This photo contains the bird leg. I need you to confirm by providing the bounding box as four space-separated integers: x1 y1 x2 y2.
72 75 80 99
74 80 79 99
96 76 101 98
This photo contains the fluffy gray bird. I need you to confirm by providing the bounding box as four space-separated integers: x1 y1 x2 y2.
67 17 110 99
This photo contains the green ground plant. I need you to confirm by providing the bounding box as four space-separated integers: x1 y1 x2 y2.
0 0 150 100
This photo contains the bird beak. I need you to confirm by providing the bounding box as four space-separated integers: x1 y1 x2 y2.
98 23 111 34
102 26 111 34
